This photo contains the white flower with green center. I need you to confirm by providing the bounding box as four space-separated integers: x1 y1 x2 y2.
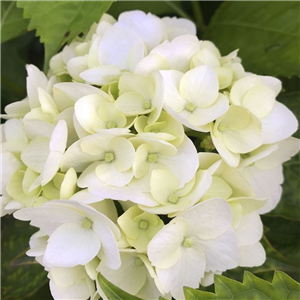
134 111 185 147
77 162 158 207
21 120 68 189
117 205 163 252
230 74 298 144
139 168 211 216
190 41 245 89
161 65 229 132
74 92 131 135
211 105 263 167
115 71 163 124
5 166 77 210
98 250 168 299
80 25 147 85
134 35 200 77
14 200 121 269
148 198 240 299
62 134 135 187
129 135 198 192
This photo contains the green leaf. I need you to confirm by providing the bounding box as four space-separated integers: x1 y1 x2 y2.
1 215 48 300
97 272 144 300
184 271 300 300
17 0 113 72
204 2 300 78
1 1 29 43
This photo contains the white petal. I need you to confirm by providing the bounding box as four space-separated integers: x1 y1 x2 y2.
187 93 229 126
180 198 232 239
239 242 266 267
26 64 48 109
66 56 88 82
13 204 84 235
44 223 100 267
230 75 261 106
211 132 240 167
180 65 218 107
261 102 298 144
80 65 121 86
148 218 189 269
21 138 50 173
96 162 133 187
98 252 146 295
159 135 199 187
53 82 108 111
195 228 240 272
160 70 186 113
255 137 300 169
242 165 283 214
93 219 121 269
235 212 263 246
99 26 146 71
156 245 206 299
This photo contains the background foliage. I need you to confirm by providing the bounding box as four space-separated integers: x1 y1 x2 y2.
1 1 299 299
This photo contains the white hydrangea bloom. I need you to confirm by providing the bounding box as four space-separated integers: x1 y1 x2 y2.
2 9 299 299
14 200 121 269
161 65 229 132
211 105 263 167
230 75 298 144
148 198 240 299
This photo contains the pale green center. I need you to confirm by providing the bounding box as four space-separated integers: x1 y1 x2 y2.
182 237 194 248
185 102 196 112
135 257 144 267
147 153 157 163
81 218 93 230
218 123 227 132
200 136 215 152
107 121 117 129
105 152 115 162
168 193 179 204
144 101 151 109
241 152 251 159
139 220 148 230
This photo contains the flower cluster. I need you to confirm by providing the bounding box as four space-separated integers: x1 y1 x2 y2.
1 10 299 300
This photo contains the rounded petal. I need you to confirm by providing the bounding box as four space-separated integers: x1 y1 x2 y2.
261 102 298 144
148 218 189 268
187 93 229 126
239 242 266 267
195 228 240 272
44 223 100 267
180 198 232 239
180 65 219 107
156 246 206 299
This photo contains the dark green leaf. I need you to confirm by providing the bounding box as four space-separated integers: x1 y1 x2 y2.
107 1 178 19
1 215 48 300
1 1 29 43
184 271 300 300
97 272 144 300
17 0 113 72
204 2 300 77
